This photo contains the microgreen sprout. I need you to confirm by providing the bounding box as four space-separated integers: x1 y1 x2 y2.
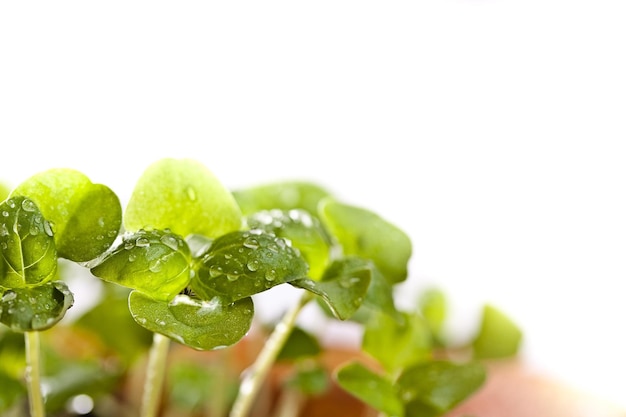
0 159 522 417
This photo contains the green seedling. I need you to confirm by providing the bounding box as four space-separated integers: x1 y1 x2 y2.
0 159 521 417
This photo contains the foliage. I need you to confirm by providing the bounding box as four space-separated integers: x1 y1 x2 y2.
0 159 522 417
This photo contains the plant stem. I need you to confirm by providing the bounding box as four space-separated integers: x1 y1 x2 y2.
25 331 45 417
229 292 312 417
140 333 171 417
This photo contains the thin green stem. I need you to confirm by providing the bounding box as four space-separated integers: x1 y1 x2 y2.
25 331 45 417
229 291 312 417
140 333 171 417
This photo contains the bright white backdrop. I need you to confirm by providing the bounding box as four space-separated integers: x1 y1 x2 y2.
2 0 626 409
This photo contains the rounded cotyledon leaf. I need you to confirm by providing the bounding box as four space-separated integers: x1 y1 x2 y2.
290 257 371 320
319 198 412 284
0 281 74 332
90 229 192 302
0 196 57 290
124 158 242 238
128 290 254 350
245 209 332 280
335 361 405 417
11 168 122 262
191 230 308 303
232 181 332 216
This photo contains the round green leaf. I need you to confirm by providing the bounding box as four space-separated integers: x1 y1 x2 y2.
11 168 122 262
396 360 486 414
124 158 242 238
246 209 332 280
0 196 57 289
290 257 371 320
472 304 523 359
335 361 404 417
363 310 433 374
128 291 254 350
233 181 331 216
90 229 192 302
192 230 308 303
277 326 322 361
319 199 412 284
0 281 74 332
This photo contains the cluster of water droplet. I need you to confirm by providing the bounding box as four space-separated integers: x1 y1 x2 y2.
193 229 306 302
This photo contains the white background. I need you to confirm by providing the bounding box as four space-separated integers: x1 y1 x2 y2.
2 0 625 409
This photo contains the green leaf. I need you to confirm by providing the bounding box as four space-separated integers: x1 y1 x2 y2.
277 326 322 361
0 281 74 332
124 158 242 238
419 288 447 342
363 310 433 374
11 168 122 262
0 183 10 202
128 291 254 350
0 196 57 289
290 257 371 320
233 181 331 216
472 304 523 359
362 266 399 320
245 209 332 280
285 364 330 395
319 199 412 284
90 229 192 302
335 361 404 417
396 361 486 415
192 230 308 303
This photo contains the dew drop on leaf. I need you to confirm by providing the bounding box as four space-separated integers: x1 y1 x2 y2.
243 237 259 249
209 265 223 278
160 234 180 250
136 237 150 247
246 260 260 272
21 199 37 212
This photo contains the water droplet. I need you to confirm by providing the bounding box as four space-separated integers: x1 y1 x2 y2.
96 235 104 241
243 237 259 249
33 215 42 224
2 291 16 302
209 265 223 278
7 200 15 209
340 277 360 288
265 269 277 281
124 240 135 250
160 234 179 250
226 273 239 282
246 260 260 272
149 260 163 273
0 242 7 250
0 223 9 236
1 211 8 217
29 225 39 236
43 221 54 237
136 237 150 247
107 230 117 238
128 253 137 262
97 217 105 227
21 199 37 212
186 187 197 201
224 253 232 259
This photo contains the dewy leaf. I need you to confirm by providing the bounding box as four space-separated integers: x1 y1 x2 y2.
335 361 404 417
91 229 192 302
472 304 523 359
396 360 486 415
0 196 57 289
232 181 332 216
11 168 122 262
192 230 308 303
319 198 412 284
246 209 332 280
124 158 242 238
0 182 10 202
128 291 254 351
290 257 371 320
0 281 74 332
363 310 433 374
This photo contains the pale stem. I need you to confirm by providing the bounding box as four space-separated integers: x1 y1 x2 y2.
25 331 45 417
140 333 171 417
272 387 304 417
229 292 312 417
